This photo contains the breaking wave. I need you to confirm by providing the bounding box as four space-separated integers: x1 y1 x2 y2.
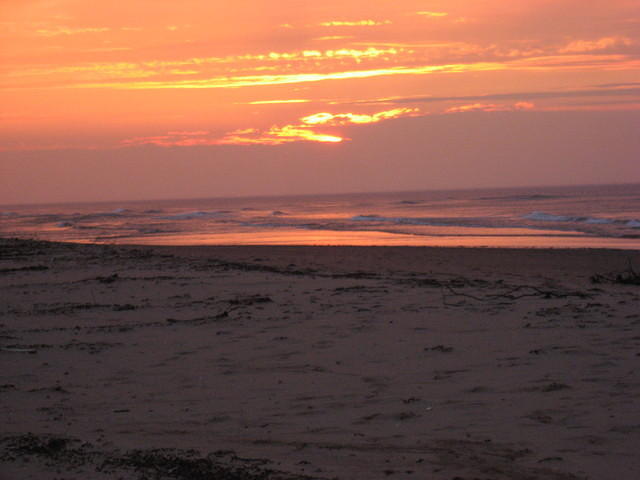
352 214 482 228
524 211 640 227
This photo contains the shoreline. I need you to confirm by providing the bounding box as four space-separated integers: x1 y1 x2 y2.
4 234 640 252
8 232 640 251
2 237 639 479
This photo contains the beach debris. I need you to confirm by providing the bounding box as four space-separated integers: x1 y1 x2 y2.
112 303 137 311
538 456 564 463
394 411 419 421
0 433 319 480
591 262 640 285
96 273 119 283
0 265 49 274
442 282 592 305
1 346 37 353
28 385 69 394
426 345 454 353
228 295 273 306
166 311 230 326
541 382 570 392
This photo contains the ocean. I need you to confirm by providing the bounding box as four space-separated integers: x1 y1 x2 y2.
1 184 639 249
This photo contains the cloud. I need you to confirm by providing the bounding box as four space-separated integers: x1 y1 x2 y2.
8 46 399 82
7 33 636 93
29 41 634 92
445 103 503 113
166 130 210 136
416 12 448 18
121 133 218 148
559 36 633 54
445 102 534 113
120 107 418 147
509 53 640 71
514 102 535 110
122 127 343 147
319 20 391 27
354 86 640 106
300 108 418 125
218 126 343 145
314 36 353 41
35 26 110 37
169 69 199 75
594 82 640 88
75 62 505 90
245 99 311 105
219 108 417 145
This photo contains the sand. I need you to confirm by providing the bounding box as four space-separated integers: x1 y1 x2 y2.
1 238 639 480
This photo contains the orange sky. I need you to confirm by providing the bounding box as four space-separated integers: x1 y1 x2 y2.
1 0 639 203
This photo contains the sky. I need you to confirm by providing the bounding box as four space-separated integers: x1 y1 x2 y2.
1 0 639 204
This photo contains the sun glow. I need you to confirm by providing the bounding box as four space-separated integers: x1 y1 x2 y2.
301 108 418 125
119 106 423 147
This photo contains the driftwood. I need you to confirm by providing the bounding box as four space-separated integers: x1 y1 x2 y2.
591 261 640 285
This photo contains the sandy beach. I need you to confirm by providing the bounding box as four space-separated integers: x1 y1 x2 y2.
1 238 639 480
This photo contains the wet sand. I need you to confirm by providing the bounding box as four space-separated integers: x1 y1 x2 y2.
1 238 639 479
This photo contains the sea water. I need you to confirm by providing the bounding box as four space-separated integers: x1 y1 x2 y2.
1 184 639 249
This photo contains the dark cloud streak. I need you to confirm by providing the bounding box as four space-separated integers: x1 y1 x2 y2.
352 86 640 106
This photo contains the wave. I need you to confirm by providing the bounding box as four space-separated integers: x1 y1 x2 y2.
70 211 131 222
240 221 318 229
137 227 173 234
524 211 639 227
159 210 230 220
352 214 481 228
352 212 640 238
479 194 563 201
523 212 576 222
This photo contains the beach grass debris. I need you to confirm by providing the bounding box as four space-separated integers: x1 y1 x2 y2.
0 433 321 480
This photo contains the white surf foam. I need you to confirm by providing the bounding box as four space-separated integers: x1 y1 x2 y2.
524 211 639 228
627 220 640 228
523 211 574 222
